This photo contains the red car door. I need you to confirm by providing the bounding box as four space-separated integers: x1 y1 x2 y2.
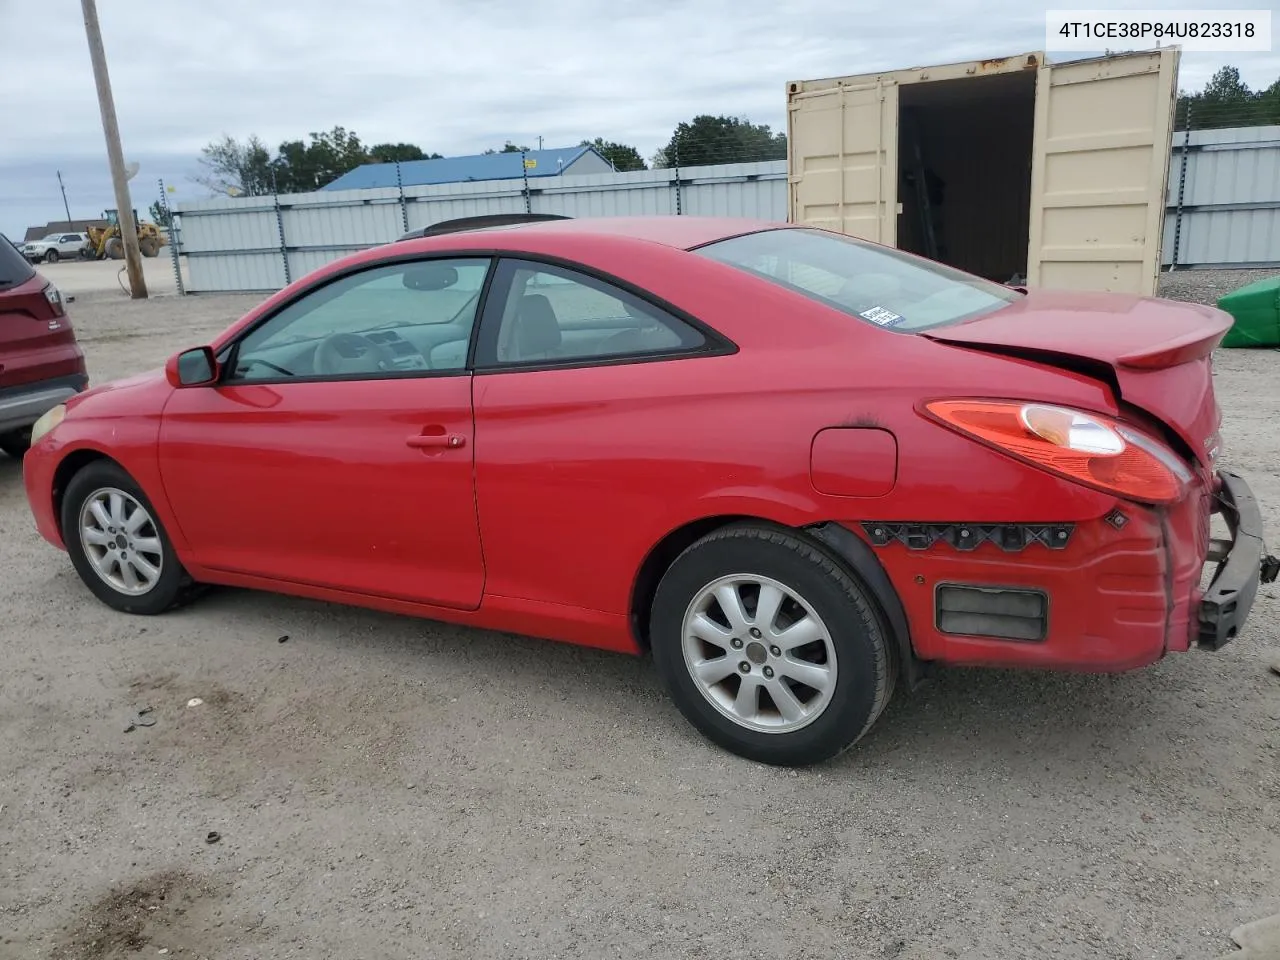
468 257 728 614
157 257 490 610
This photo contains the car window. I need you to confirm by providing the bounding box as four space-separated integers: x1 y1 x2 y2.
483 260 706 367
227 257 491 382
0 233 36 289
694 228 1020 332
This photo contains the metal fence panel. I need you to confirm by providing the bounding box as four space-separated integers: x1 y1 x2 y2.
174 131 1277 293
281 194 403 248
175 163 791 292
405 178 530 231
179 201 279 254
683 162 789 220
534 167 681 217
186 251 285 294
1163 124 1280 269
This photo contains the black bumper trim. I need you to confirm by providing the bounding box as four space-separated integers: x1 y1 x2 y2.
1198 470 1276 650
0 373 89 434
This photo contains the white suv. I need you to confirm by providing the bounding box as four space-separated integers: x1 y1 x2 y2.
22 233 87 264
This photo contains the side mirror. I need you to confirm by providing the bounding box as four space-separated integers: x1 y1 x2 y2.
165 346 218 387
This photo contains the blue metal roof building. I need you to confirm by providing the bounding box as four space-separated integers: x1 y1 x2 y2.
321 145 614 191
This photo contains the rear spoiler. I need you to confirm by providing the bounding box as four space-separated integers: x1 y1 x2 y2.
397 213 572 241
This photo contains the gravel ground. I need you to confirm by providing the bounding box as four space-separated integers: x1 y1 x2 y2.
1158 267 1278 308
1 270 1277 960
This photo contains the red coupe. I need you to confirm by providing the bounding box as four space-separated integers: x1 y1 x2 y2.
21 215 1275 765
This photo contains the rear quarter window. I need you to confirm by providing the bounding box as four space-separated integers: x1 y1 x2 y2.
0 234 36 290
694 227 1020 332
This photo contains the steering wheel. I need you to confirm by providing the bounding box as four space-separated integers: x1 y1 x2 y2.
313 332 398 376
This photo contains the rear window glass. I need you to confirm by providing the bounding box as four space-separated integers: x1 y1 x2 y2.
694 228 1020 332
0 234 36 290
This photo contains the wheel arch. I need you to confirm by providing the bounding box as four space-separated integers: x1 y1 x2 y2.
629 514 754 652
802 521 928 693
630 514 928 694
52 448 119 540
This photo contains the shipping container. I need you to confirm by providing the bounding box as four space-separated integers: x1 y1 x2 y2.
786 48 1180 295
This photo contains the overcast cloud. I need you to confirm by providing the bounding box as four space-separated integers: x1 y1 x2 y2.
2 0 1276 238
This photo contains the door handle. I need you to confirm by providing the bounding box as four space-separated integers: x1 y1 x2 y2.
406 432 466 449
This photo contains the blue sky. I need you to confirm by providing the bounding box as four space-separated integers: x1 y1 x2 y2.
3 0 1276 239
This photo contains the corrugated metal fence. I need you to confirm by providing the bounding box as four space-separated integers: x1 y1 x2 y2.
1163 124 1280 270
174 126 1279 294
174 162 787 294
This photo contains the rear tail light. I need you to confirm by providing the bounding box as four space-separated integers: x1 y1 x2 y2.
42 282 65 317
923 399 1193 504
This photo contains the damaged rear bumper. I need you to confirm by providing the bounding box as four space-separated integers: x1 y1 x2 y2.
1198 470 1278 650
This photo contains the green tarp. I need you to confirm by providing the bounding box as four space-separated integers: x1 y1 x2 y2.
1217 275 1280 348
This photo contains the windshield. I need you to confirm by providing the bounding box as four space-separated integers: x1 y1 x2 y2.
0 233 36 290
695 228 1020 332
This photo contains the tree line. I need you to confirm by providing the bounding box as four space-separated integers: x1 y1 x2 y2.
193 65 1276 197
1175 65 1280 129
193 126 443 197
194 115 789 197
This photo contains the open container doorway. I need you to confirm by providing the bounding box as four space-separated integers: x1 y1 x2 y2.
787 49 1180 296
896 70 1036 284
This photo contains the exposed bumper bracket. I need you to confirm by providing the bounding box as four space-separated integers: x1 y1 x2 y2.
1198 470 1273 651
862 521 1074 552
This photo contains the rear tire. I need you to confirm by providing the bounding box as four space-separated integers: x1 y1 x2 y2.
650 523 896 766
60 460 200 615
139 238 158 257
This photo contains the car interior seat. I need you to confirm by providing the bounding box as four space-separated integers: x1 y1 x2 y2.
511 294 562 361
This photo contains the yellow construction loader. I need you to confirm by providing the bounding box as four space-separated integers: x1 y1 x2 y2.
80 209 167 260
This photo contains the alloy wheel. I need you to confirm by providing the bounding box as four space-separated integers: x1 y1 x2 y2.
681 574 838 734
77 487 165 596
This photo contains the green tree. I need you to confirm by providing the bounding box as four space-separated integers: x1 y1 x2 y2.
483 141 532 155
369 143 442 163
148 200 173 228
194 133 274 196
656 115 787 168
1176 65 1280 129
581 137 646 171
272 126 369 193
1261 78 1280 125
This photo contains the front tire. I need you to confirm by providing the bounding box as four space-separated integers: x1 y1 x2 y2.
44 249 60 263
650 524 896 766
60 460 198 615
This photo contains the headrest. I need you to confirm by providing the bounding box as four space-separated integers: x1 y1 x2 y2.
516 294 561 356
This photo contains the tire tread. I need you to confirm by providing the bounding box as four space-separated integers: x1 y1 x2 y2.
60 460 201 615
653 521 897 764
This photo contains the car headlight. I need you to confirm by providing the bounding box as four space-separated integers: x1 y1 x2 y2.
30 404 66 445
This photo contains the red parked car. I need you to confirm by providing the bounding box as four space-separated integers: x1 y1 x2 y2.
0 231 88 459
21 215 1275 765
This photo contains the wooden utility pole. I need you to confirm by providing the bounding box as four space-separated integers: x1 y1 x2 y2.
80 0 147 298
57 171 72 223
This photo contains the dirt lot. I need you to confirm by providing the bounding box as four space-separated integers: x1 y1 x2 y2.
35 255 191 300
1 270 1277 960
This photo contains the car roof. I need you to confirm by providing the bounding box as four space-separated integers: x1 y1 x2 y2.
403 215 798 252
